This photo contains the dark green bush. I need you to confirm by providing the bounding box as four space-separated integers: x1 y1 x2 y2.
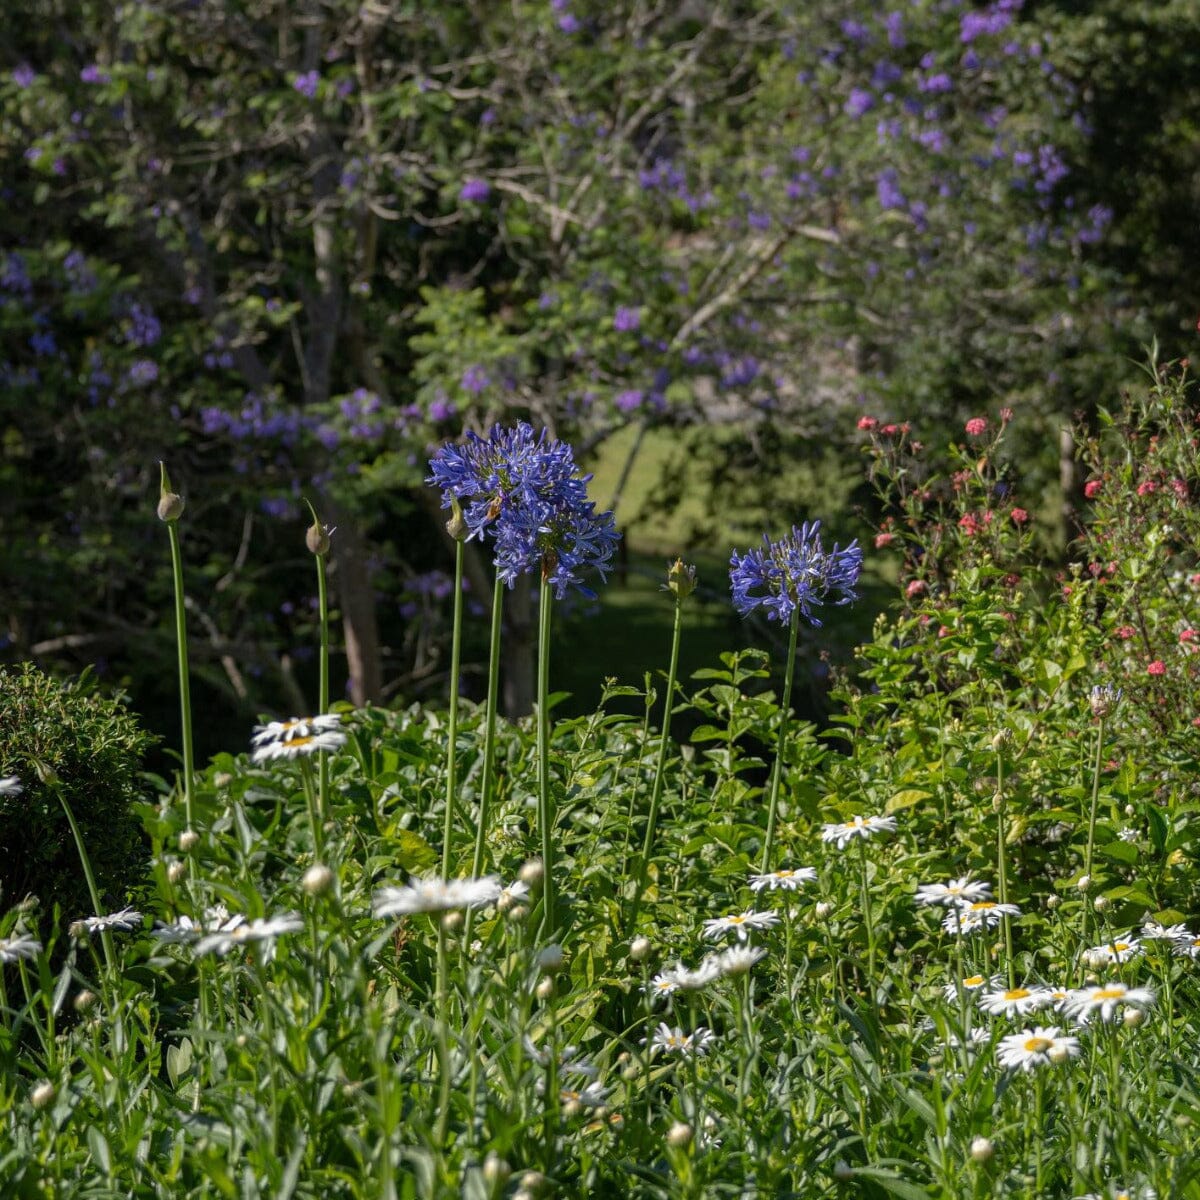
0 663 154 924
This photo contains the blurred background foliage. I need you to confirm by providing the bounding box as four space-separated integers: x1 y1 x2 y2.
1 0 1197 765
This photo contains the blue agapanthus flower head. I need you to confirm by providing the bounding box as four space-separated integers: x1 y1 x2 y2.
428 422 620 599
729 521 863 626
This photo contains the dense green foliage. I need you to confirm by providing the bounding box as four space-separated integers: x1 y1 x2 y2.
3 369 1200 1195
0 663 154 928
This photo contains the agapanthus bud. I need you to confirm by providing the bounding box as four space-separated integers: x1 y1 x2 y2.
303 499 332 556
157 462 185 522
666 558 697 601
445 497 468 542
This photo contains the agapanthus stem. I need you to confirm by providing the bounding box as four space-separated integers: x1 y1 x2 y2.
627 595 684 932
167 522 195 830
537 574 556 936
315 547 330 830
470 576 505 882
441 539 465 879
54 784 115 977
762 608 800 872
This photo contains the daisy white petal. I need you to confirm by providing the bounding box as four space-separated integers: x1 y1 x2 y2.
941 973 1002 1003
77 907 143 935
251 713 342 746
1142 919 1190 941
996 1026 1080 1071
915 877 992 907
251 729 346 763
0 776 23 797
700 910 780 942
978 985 1053 1017
820 814 897 850
1082 935 1142 966
372 875 502 918
943 899 1020 934
748 867 816 892
0 933 42 964
645 1023 715 1057
1063 981 1156 1024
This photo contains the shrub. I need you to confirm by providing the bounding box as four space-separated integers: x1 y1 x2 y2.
0 663 154 925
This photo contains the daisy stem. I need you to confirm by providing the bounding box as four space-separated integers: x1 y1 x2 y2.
469 575 505 883
52 782 116 980
858 835 876 991
166 519 196 833
315 528 331 835
537 573 556 937
953 923 970 1073
995 745 1015 990
299 757 324 860
434 918 452 1150
762 608 800 873
440 538 465 879
628 593 684 933
1079 715 1106 974
1033 1070 1045 1196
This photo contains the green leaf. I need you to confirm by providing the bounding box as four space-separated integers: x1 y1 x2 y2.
886 789 933 813
388 829 439 873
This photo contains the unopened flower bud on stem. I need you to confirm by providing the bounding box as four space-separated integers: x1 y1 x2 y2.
157 462 185 523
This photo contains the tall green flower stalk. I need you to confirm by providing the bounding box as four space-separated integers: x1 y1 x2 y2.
158 463 195 832
762 608 800 872
304 501 334 836
1079 688 1116 973
627 559 695 932
470 574 505 883
993 731 1016 990
537 572 556 936
440 502 468 879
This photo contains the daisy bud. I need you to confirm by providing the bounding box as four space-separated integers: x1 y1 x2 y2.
562 1099 583 1119
1093 895 1109 912
815 901 833 918
445 497 469 542
519 1170 546 1193
519 859 544 888
73 989 97 1013
535 977 554 1002
621 1063 640 1082
507 904 529 923
1123 1006 1145 1028
969 1136 993 1163
536 943 563 973
157 467 185 523
166 859 186 885
630 936 652 962
991 729 1013 750
213 772 233 789
1047 1042 1071 1064
1076 875 1091 892
834 1160 855 1182
303 863 334 895
666 558 698 601
442 911 463 933
512 1191 536 1200
1124 804 1135 817
68 921 87 941
1046 895 1060 910
179 829 200 852
666 1121 693 1148
236 1034 248 1048
30 1081 55 1110
481 1152 511 1189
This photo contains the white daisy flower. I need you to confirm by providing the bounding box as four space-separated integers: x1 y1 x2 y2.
996 1026 1081 1071
820 814 897 850
941 973 1001 1003
711 944 767 976
1171 934 1200 959
943 899 1021 934
978 985 1053 1017
646 1023 715 1057
251 713 342 746
194 913 304 960
1062 981 1156 1024
1083 935 1142 966
0 776 23 797
555 1080 610 1109
372 875 502 918
522 1037 598 1079
1142 919 1190 941
915 877 992 907
701 910 780 942
498 880 530 907
151 914 205 945
251 729 346 763
748 867 817 892
77 907 144 935
0 933 42 964
1116 829 1138 843
647 973 681 999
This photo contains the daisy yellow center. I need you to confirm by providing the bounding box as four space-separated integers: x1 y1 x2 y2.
654 981 672 991
562 1090 581 1102
969 902 995 911
1003 988 1031 1001
1023 1036 1053 1053
964 975 985 987
289 735 318 748
1112 942 1130 952
775 870 795 879
1191 939 1200 948
1092 987 1126 1000
844 819 863 829
727 915 747 925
